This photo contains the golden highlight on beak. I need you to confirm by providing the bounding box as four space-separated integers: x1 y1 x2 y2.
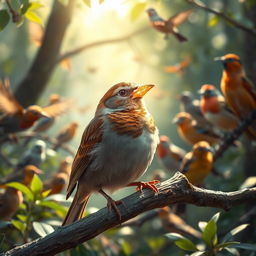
40 110 50 118
214 56 224 62
131 84 155 99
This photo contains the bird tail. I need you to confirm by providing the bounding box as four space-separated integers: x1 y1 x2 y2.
173 31 187 42
62 192 91 226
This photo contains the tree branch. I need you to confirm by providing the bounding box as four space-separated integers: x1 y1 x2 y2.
186 0 256 36
2 172 256 256
57 26 150 63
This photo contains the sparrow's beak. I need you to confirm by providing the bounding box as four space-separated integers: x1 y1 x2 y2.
214 56 224 62
40 110 50 118
198 88 204 95
131 84 155 99
172 117 181 124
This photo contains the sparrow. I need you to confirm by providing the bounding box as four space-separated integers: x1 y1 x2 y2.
199 84 240 132
53 122 79 150
215 53 256 137
158 206 202 239
177 91 213 129
62 82 159 225
0 80 72 134
156 135 186 172
173 112 221 146
15 140 46 171
180 141 213 185
164 58 191 76
146 8 192 41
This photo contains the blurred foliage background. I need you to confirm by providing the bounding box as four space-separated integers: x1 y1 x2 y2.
0 0 256 255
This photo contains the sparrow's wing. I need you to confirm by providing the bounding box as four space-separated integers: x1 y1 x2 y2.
242 77 256 102
0 79 23 115
163 65 180 73
42 99 73 117
180 152 194 174
66 117 104 198
167 9 192 26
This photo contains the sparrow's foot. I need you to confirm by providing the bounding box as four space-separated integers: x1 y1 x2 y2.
99 189 122 220
127 180 160 193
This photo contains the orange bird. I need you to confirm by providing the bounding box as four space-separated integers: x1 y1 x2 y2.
53 122 79 150
158 206 202 238
146 8 192 41
43 157 72 195
157 135 186 172
199 84 240 132
0 80 72 134
216 53 256 136
180 141 213 185
173 112 221 146
164 58 190 76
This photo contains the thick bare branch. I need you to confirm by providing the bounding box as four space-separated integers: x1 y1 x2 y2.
2 172 256 256
186 0 256 36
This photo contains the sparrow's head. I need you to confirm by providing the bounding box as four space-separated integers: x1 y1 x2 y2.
177 91 193 104
198 84 218 99
214 53 242 72
23 165 42 186
146 8 157 17
192 141 212 157
173 112 192 126
25 105 50 121
157 135 171 158
97 82 154 114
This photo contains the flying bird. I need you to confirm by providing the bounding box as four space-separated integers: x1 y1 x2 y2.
62 82 159 225
164 58 191 76
146 8 192 41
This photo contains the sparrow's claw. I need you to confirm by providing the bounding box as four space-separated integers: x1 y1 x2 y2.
127 180 160 193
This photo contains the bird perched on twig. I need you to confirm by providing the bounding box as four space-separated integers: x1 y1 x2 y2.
215 53 256 138
53 122 79 150
180 141 213 186
62 82 159 225
0 80 72 135
43 156 72 195
156 135 186 172
146 8 192 41
199 84 240 132
173 112 221 146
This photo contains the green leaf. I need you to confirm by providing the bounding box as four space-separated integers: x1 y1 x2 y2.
230 243 256 251
211 212 221 223
6 182 33 201
32 222 54 237
130 2 147 22
82 0 91 7
216 241 240 249
202 219 217 247
198 221 207 231
38 200 67 213
27 2 44 11
165 232 185 241
17 214 27 222
25 11 43 25
20 0 30 14
208 15 219 27
11 220 26 232
222 224 249 243
42 189 51 198
0 10 10 31
30 174 43 194
165 233 197 251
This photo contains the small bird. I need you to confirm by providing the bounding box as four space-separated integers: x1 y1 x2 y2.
215 53 256 137
156 135 186 172
164 58 191 76
158 206 201 239
199 84 240 132
15 140 46 171
0 80 72 134
62 82 159 225
53 122 79 150
146 8 192 41
180 141 213 185
173 112 221 146
177 91 213 129
0 165 42 187
43 157 72 195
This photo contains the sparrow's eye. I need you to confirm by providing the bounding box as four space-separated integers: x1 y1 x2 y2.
118 89 128 97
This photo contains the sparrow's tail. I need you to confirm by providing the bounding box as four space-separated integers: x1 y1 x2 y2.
173 31 187 42
62 192 90 226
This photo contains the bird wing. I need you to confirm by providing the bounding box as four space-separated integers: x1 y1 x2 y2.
180 152 194 174
42 99 73 117
0 79 23 115
167 9 192 27
66 117 104 198
163 65 180 73
242 77 256 102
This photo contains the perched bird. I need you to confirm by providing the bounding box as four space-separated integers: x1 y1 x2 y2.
156 135 186 172
177 91 213 129
158 206 201 239
164 58 190 76
180 141 213 185
62 82 159 225
15 140 46 171
53 122 79 150
215 53 256 136
0 165 42 187
173 112 221 145
199 84 240 132
0 80 72 134
43 157 72 195
146 8 192 41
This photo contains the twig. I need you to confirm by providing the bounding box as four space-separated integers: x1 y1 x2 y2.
186 0 256 36
5 0 20 23
214 110 256 160
57 26 150 63
2 172 256 256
